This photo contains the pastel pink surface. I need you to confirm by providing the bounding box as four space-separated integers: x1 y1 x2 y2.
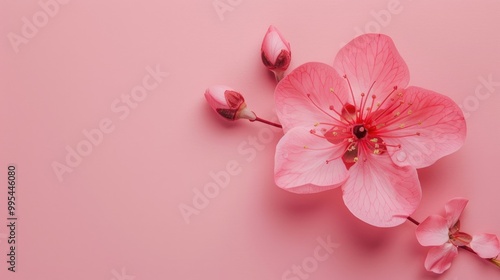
1 1 500 280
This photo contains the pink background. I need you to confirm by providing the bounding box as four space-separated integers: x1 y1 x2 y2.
1 0 500 279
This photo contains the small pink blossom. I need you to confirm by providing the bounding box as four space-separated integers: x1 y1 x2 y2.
204 85 256 121
273 34 466 227
261 25 291 81
415 198 500 274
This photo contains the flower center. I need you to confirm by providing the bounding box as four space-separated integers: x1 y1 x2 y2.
353 125 367 139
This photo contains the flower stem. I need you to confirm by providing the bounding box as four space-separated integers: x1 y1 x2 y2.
275 71 285 82
458 245 500 268
406 216 420 226
251 117 283 128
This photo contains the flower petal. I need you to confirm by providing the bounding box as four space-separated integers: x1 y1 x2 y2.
341 146 421 227
275 62 349 133
444 198 468 229
416 215 450 246
333 34 410 105
379 86 466 169
261 25 291 71
470 233 500 258
274 126 349 193
424 243 458 274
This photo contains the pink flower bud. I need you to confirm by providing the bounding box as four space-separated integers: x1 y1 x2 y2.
261 25 291 80
204 86 256 121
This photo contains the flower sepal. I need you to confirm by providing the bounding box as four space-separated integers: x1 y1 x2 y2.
204 86 256 121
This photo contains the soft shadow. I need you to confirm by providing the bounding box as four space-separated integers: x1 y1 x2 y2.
265 181 396 250
200 101 239 130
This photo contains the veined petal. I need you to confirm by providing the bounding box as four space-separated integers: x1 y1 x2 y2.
274 126 349 193
275 62 349 133
341 146 421 227
444 198 468 229
424 243 458 274
380 86 466 169
261 25 291 70
470 233 500 258
333 34 410 105
416 215 450 246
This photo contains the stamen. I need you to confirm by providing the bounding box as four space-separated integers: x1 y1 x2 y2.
343 75 358 110
359 81 376 120
366 95 377 116
326 143 352 164
358 93 366 121
376 86 398 109
306 94 343 124
376 132 420 139
383 143 402 149
380 102 415 127
329 105 352 124
329 87 352 122
370 87 401 124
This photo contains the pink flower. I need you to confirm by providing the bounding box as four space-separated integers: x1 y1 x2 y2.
261 25 291 81
274 34 466 227
415 198 500 274
205 85 256 121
